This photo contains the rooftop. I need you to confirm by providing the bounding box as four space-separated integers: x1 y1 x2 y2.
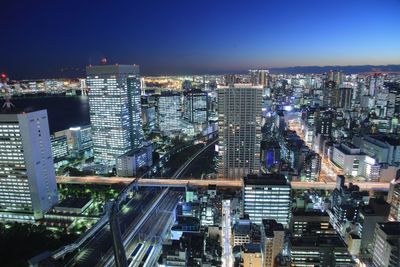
0 108 46 118
244 174 289 186
378 222 400 236
242 243 261 254
86 64 139 75
369 134 400 146
360 198 390 216
291 235 346 248
262 219 284 237
292 210 329 217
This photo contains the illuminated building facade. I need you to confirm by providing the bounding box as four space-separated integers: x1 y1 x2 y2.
69 125 93 154
261 219 284 267
218 84 262 179
371 222 400 267
158 93 182 135
0 110 58 222
388 182 400 222
86 64 143 163
243 174 291 226
50 135 68 167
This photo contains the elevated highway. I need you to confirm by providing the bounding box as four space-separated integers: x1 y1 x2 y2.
56 176 390 191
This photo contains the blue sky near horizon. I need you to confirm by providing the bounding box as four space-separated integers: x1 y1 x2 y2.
1 0 399 78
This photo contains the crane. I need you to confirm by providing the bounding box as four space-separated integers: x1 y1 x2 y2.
0 73 14 109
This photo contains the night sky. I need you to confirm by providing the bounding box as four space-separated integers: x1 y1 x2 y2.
1 0 400 79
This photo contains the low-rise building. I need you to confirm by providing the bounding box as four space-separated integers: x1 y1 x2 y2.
331 142 380 180
233 217 260 247
51 135 69 167
116 142 153 177
240 243 262 267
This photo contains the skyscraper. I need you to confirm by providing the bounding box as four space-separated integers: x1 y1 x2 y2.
323 80 337 108
183 89 208 131
249 69 269 87
86 64 143 163
158 93 182 135
127 77 144 148
218 84 262 179
0 109 58 222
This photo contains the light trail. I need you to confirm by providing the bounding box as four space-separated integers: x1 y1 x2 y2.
221 200 233 267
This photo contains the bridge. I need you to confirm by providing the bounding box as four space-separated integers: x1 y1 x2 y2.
56 176 390 191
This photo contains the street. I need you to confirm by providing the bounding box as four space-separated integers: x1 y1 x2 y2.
221 200 233 267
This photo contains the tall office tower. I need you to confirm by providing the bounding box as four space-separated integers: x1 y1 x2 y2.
371 222 400 267
388 181 400 221
333 87 353 108
368 73 384 96
249 69 269 87
386 82 400 115
327 70 343 85
261 219 285 267
183 89 208 129
127 77 144 148
0 110 58 222
86 64 143 163
224 74 241 86
323 80 337 108
242 174 291 226
303 107 317 145
158 93 182 135
218 84 262 179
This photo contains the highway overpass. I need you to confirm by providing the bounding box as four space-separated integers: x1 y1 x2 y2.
56 176 390 191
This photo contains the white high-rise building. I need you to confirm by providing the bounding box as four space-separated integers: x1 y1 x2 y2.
86 64 143 163
218 84 262 179
243 174 291 227
158 93 182 135
0 110 58 222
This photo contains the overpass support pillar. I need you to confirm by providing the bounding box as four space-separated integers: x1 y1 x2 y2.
109 201 128 267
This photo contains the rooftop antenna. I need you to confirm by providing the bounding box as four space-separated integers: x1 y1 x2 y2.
1 73 15 110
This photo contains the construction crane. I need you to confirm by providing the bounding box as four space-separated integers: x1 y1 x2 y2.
0 73 14 109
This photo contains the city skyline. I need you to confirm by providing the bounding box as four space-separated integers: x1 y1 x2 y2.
1 0 400 79
1 1 400 266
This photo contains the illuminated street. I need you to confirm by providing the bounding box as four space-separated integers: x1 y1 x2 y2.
287 117 340 182
221 200 233 267
2 3 399 265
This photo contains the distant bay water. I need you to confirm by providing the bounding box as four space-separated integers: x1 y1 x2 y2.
10 95 90 133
